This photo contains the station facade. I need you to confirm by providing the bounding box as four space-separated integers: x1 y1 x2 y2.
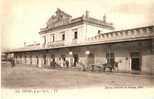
8 9 154 74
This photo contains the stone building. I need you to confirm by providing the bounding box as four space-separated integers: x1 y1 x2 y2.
6 8 154 74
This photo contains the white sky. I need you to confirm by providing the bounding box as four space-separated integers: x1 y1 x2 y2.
1 0 154 50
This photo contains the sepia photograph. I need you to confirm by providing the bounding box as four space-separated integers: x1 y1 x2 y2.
1 0 154 98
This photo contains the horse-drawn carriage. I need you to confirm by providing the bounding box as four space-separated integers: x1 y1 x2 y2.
90 61 118 72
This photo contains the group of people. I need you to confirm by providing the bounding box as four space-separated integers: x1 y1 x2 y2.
49 58 119 72
10 56 119 72
50 59 69 69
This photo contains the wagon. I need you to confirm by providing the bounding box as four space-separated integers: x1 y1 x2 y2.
90 63 114 72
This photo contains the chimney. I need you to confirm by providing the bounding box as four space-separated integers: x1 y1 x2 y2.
33 41 37 45
103 14 106 23
85 10 89 18
24 42 26 46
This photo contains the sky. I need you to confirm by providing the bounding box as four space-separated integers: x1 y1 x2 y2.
1 0 154 50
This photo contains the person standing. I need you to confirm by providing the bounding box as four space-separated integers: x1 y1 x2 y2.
65 60 69 68
11 58 15 67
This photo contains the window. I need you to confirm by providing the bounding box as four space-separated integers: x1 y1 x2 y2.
74 31 78 39
62 34 65 40
43 36 46 46
98 30 101 34
50 34 55 42
50 34 52 43
53 35 55 42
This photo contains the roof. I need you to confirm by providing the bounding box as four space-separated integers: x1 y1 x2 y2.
6 25 154 53
39 9 114 34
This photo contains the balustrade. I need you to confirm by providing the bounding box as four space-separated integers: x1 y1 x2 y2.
48 40 65 47
88 26 154 43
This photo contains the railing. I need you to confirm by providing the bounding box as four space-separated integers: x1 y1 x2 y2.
47 39 80 48
46 26 154 48
71 39 78 45
47 40 65 47
87 26 154 43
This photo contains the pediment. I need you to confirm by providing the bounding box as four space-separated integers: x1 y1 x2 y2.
47 8 72 28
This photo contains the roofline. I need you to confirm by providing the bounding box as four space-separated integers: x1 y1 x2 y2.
39 16 114 34
110 25 154 33
6 25 153 53
6 37 153 53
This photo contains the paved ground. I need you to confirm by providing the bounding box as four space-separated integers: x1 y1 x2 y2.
1 63 154 89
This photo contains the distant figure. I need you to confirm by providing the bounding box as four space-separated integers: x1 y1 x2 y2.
11 58 15 67
113 61 119 72
78 60 86 71
65 60 69 68
50 59 56 69
60 59 64 68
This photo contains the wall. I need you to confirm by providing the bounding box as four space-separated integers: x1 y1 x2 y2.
152 39 154 75
41 24 85 47
85 24 113 39
40 23 113 47
14 39 153 74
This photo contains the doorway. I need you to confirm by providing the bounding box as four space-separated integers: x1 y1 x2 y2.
106 52 115 67
87 53 95 65
73 54 78 67
61 55 66 61
36 56 39 65
131 52 141 71
30 55 32 64
43 55 46 65
50 54 56 68
24 56 27 64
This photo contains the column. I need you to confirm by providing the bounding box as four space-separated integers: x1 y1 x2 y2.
38 56 42 68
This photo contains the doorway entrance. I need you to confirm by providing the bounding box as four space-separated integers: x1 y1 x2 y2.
131 52 141 71
87 53 95 65
30 55 32 64
36 56 39 65
106 52 115 67
73 54 78 67
50 54 56 68
43 55 46 65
